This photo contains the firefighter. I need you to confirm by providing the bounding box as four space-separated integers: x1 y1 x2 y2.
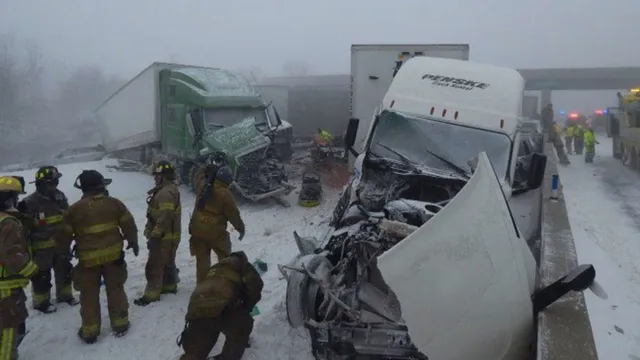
189 166 245 284
550 121 570 165
0 176 40 360
56 170 139 343
584 128 599 163
135 160 181 306
177 251 263 360
564 123 575 154
21 166 77 314
315 128 334 146
573 124 585 155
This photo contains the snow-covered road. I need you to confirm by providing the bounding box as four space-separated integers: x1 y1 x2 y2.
1 160 334 360
558 135 640 360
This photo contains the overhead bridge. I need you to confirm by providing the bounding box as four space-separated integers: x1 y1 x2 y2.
259 66 640 119
519 66 640 106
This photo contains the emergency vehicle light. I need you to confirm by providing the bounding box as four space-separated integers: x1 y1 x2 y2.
559 111 565 116
630 88 640 93
595 109 603 115
569 113 579 118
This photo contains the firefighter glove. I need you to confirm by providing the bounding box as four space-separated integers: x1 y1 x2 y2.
238 230 245 241
127 242 140 257
143 228 151 239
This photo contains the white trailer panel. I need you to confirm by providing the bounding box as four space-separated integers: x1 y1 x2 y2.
350 44 470 154
96 64 160 152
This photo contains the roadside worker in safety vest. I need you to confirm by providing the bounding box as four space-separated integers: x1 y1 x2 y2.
135 160 181 306
315 128 334 147
573 124 585 155
0 176 40 360
189 166 245 284
564 124 575 154
21 166 78 314
56 170 139 344
584 128 599 163
550 122 570 165
178 251 263 360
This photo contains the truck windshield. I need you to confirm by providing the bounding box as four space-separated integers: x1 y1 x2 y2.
369 110 512 179
203 107 268 131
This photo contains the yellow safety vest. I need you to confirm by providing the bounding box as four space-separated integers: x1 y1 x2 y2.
566 126 574 137
0 214 34 290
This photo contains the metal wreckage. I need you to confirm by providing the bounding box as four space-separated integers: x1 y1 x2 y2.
279 122 553 359
187 118 295 205
280 151 467 359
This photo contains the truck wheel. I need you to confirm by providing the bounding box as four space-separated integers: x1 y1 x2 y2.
613 141 621 159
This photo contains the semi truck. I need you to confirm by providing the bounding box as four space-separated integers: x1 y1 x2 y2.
610 88 640 170
349 44 470 159
283 57 569 360
94 62 294 202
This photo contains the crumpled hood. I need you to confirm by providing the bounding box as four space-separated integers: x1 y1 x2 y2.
203 118 271 168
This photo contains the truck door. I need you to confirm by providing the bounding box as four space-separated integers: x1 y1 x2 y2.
163 103 187 155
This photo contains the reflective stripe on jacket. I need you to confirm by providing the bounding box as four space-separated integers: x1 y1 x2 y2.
0 213 37 290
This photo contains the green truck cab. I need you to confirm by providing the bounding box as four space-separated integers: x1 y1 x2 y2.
95 62 294 202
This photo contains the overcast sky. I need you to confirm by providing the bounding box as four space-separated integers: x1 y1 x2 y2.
1 0 638 113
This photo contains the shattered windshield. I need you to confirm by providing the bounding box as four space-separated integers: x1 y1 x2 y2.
203 107 268 131
368 110 512 179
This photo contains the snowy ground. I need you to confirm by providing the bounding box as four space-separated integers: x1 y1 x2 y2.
1 159 337 360
558 136 640 360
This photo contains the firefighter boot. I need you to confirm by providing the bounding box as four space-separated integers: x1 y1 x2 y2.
77 329 98 344
34 301 57 314
57 296 80 306
113 322 130 338
133 296 158 307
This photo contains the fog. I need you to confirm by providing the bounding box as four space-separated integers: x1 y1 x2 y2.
1 0 638 164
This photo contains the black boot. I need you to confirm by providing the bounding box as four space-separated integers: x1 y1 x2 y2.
77 329 98 344
113 323 130 338
34 301 57 314
57 296 80 306
133 296 157 307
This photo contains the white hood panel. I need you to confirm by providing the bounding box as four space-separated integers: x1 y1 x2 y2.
378 152 534 360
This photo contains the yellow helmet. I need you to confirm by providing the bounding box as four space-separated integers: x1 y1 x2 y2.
0 176 26 194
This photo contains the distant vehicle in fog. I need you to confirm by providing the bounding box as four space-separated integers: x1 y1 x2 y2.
30 145 106 168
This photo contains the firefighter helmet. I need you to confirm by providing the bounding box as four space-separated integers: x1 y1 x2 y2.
32 166 62 184
152 160 175 175
216 166 234 185
0 176 26 194
73 170 112 190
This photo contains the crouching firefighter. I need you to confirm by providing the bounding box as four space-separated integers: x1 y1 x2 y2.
135 160 181 306
0 176 40 360
177 251 264 360
189 166 245 284
56 170 139 343
21 166 78 314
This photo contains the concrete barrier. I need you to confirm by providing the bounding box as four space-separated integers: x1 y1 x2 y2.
535 141 598 359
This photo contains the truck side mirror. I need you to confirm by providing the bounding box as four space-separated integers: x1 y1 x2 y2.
532 264 596 313
526 153 547 190
344 118 360 156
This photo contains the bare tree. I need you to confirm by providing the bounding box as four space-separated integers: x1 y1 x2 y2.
282 60 311 77
54 66 125 121
0 33 45 146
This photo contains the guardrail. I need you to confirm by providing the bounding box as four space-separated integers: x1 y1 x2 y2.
535 139 598 359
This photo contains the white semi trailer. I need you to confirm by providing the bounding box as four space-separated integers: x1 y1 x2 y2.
349 44 470 159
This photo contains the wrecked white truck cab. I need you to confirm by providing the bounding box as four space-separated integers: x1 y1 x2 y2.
283 57 596 360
